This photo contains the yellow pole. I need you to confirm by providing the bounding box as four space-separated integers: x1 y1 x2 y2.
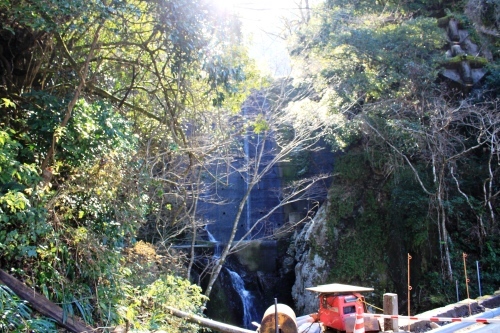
463 253 471 316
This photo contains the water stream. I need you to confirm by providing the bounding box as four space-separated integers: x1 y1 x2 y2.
243 105 252 239
226 268 259 329
206 226 222 258
206 226 257 328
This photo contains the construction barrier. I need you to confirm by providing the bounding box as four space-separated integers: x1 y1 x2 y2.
353 304 365 333
362 313 500 323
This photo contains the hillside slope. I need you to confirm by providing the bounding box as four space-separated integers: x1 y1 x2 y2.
285 0 500 314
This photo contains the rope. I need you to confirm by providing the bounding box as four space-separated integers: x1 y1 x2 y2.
357 298 383 313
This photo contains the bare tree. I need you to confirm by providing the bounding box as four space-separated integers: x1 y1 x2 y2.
203 79 329 298
358 94 500 281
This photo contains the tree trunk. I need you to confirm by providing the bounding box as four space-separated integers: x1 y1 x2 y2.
204 186 252 298
40 24 103 173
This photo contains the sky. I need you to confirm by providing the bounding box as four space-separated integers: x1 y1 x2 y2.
214 0 315 76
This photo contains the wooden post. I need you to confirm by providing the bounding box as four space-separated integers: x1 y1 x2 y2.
383 293 399 332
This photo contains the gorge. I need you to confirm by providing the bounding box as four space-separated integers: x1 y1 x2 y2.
0 0 499 331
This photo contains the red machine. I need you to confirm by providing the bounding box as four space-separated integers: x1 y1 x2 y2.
306 284 381 333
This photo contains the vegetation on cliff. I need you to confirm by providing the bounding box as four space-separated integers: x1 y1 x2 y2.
287 0 500 312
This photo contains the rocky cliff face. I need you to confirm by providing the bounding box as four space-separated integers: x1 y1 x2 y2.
285 201 331 316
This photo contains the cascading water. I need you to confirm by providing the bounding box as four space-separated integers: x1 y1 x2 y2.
243 105 252 238
206 226 257 328
226 268 259 329
206 226 221 258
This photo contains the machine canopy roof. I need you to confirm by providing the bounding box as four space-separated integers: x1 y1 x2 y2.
306 283 374 293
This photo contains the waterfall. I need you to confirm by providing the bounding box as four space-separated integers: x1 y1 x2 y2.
226 268 259 329
206 226 221 258
206 226 258 327
207 224 258 328
243 106 252 238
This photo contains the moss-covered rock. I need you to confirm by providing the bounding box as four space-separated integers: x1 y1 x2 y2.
442 55 488 68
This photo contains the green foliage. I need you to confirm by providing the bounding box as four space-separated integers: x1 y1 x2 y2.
291 5 445 152
1 0 133 34
484 62 500 94
418 271 453 309
116 274 207 331
60 100 136 168
323 145 442 308
0 285 56 332
323 0 454 16
480 240 500 295
334 151 371 182
329 189 387 280
322 149 387 286
1 98 15 109
0 0 259 327
204 51 250 108
322 110 363 150
465 0 500 30
24 93 135 169
281 0 500 316
252 114 270 134
0 128 48 263
329 15 442 103
322 187 392 310
0 129 39 189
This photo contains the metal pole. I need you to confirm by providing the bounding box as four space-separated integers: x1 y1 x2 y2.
476 261 482 297
274 298 278 333
463 253 471 316
456 280 459 302
408 253 412 332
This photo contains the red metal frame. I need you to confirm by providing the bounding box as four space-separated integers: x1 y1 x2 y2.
317 293 364 331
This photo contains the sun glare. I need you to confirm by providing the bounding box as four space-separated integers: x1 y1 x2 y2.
211 0 238 12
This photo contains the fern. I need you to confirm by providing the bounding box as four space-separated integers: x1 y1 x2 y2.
0 285 56 332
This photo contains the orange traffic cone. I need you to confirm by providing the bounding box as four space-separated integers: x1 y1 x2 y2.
353 304 365 333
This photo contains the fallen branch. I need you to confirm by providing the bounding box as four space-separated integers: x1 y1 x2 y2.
165 306 256 333
0 269 95 333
